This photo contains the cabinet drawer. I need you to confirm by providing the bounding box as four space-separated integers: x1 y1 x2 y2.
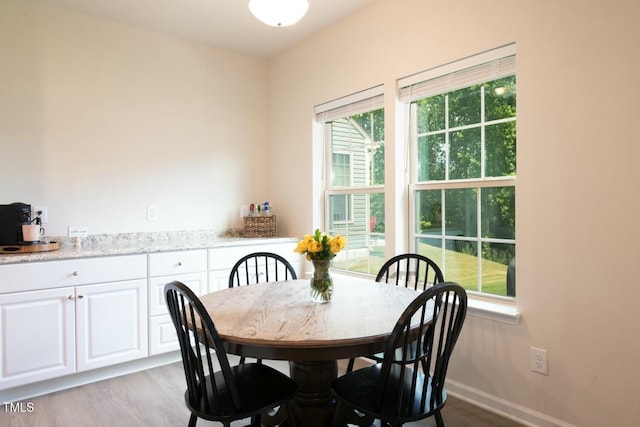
208 246 253 270
147 250 207 277
208 242 298 271
0 255 147 293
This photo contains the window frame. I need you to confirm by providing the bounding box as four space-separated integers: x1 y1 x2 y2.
402 44 517 299
315 86 386 276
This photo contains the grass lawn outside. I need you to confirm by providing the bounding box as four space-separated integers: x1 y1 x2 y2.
333 242 510 297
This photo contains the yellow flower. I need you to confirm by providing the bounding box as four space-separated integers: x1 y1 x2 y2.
308 240 324 253
294 240 307 254
294 235 313 254
330 235 346 253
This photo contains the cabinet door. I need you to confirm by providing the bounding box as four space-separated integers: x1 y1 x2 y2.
0 287 75 389
75 279 148 372
148 272 207 355
149 314 180 355
208 268 232 293
148 272 207 317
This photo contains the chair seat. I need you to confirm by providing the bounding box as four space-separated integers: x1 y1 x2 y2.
334 283 466 427
348 340 428 373
367 340 427 364
187 363 297 423
332 364 446 424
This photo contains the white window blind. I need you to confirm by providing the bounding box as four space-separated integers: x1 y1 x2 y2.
315 85 384 122
398 44 516 103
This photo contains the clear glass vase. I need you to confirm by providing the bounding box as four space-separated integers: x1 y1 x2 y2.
310 259 333 303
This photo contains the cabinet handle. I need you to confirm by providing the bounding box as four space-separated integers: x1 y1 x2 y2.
68 295 74 300
72 271 79 276
177 262 183 267
77 295 84 299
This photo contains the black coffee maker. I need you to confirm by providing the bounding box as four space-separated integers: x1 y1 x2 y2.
0 203 32 245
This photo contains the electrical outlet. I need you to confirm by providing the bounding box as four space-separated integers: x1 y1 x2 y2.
33 206 48 224
530 347 548 375
147 205 159 221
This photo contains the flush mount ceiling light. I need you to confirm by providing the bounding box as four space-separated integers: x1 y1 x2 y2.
248 0 310 27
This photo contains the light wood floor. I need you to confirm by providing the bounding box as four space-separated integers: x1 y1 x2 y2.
1 357 524 427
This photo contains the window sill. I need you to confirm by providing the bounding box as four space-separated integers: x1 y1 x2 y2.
329 271 521 325
466 296 520 325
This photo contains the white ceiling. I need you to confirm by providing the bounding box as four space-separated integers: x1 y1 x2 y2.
34 0 373 58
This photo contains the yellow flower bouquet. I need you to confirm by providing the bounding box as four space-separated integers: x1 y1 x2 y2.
294 229 346 302
294 229 346 261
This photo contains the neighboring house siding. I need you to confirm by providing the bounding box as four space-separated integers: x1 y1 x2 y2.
330 119 368 249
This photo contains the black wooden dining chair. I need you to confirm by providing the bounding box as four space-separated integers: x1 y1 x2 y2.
228 252 297 364
346 253 444 373
228 252 297 288
165 281 298 427
375 253 444 291
332 282 467 427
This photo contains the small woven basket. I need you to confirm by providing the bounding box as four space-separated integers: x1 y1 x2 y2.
243 215 276 237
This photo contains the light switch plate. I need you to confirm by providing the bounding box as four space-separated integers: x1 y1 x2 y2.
147 205 159 221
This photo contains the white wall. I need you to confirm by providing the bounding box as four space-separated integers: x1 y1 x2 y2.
267 0 640 426
0 0 269 235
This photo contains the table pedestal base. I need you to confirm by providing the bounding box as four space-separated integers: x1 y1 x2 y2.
288 360 338 426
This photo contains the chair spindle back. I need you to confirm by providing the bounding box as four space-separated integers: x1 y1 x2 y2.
165 281 240 413
376 282 467 415
229 252 297 288
376 253 444 291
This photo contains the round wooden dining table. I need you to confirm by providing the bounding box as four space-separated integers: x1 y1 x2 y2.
198 277 421 426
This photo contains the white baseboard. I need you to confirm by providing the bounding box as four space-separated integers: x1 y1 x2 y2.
445 379 576 427
0 352 181 403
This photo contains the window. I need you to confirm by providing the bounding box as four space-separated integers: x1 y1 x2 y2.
400 45 516 298
330 153 352 223
315 86 385 275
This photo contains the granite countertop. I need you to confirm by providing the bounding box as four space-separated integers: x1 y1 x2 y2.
0 230 297 265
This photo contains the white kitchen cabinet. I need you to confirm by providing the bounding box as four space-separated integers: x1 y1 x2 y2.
0 239 300 396
0 255 148 390
208 267 232 293
147 250 207 355
75 279 148 372
208 241 301 292
0 287 75 389
0 255 147 294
